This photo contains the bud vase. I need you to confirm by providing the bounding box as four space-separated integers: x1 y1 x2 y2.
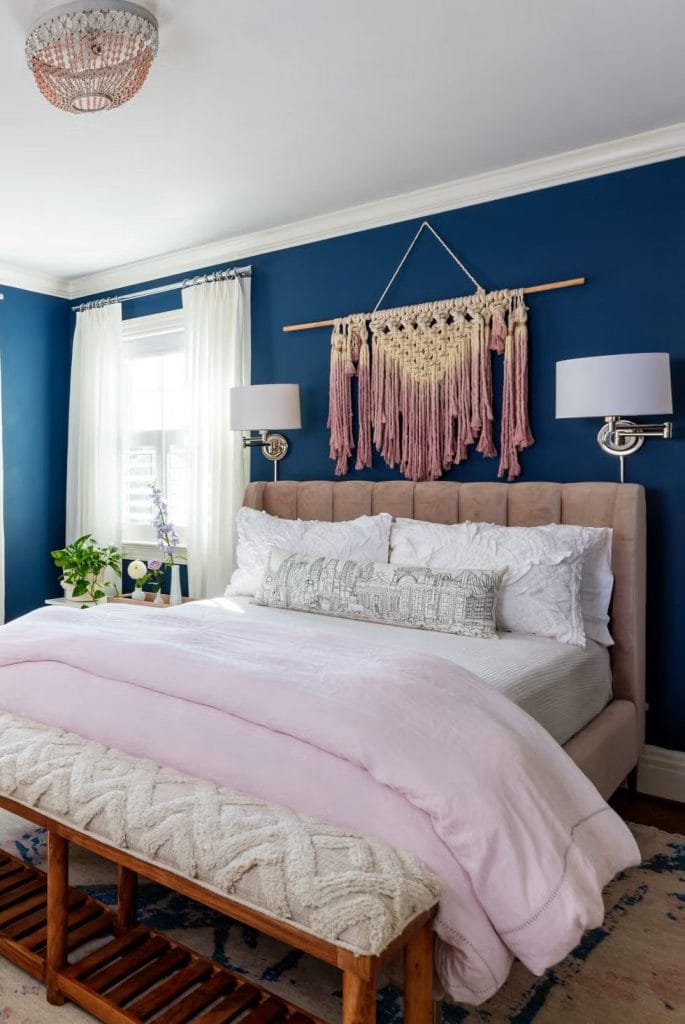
169 564 182 606
131 587 145 602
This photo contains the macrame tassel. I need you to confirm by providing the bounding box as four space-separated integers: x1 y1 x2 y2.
454 313 473 462
371 333 386 454
469 313 483 435
498 330 518 480
489 301 508 354
355 329 372 470
327 321 355 476
476 310 497 459
498 293 532 480
512 296 534 450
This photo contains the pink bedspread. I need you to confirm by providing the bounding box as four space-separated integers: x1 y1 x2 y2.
0 603 639 1003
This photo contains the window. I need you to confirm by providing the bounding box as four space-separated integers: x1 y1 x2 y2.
122 311 188 554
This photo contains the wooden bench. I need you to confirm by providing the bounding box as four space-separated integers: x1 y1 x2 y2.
0 715 441 1024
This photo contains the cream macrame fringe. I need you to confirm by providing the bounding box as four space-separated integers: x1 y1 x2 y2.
328 289 533 482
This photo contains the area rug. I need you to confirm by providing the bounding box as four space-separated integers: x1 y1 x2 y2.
0 812 681 1024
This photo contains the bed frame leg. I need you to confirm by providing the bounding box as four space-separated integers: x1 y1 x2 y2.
404 921 434 1024
46 830 68 1006
343 967 377 1024
116 865 138 934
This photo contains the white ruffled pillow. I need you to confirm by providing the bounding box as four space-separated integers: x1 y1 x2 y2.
227 507 393 597
533 524 613 646
390 519 586 647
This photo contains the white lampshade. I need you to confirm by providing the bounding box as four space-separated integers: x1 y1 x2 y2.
556 353 672 419
229 384 302 431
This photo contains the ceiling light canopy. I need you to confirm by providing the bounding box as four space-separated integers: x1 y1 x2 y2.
26 1 159 114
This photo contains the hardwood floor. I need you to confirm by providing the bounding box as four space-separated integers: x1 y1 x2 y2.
610 790 685 834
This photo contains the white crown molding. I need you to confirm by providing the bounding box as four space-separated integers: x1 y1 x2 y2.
638 744 685 803
66 121 685 300
2 122 684 301
0 262 70 300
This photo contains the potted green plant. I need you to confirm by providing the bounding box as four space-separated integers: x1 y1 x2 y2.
51 534 122 606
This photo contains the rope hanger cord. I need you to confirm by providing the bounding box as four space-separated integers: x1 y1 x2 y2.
327 221 537 483
372 220 483 313
282 221 584 332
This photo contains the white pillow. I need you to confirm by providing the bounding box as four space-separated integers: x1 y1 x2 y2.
227 507 393 597
390 519 586 647
533 524 614 646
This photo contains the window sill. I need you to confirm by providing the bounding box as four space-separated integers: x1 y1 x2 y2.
122 543 188 562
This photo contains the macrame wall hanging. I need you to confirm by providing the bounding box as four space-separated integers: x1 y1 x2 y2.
283 221 585 483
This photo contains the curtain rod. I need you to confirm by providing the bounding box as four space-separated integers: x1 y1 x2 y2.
71 266 252 312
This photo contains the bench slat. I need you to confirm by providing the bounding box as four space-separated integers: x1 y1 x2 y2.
65 924 149 980
106 946 190 1006
153 971 237 1024
128 959 214 1020
88 936 168 993
192 983 262 1024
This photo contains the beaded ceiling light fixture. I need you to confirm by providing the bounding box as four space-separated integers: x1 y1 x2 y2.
26 1 159 114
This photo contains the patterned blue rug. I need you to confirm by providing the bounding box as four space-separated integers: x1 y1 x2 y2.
0 814 682 1023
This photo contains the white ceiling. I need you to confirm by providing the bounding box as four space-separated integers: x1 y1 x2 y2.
1 0 684 286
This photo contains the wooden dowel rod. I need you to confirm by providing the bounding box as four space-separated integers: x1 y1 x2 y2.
523 276 585 295
282 276 585 332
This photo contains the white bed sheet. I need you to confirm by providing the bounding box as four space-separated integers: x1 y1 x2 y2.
211 596 612 746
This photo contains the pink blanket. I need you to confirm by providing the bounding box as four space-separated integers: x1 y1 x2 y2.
0 604 639 1003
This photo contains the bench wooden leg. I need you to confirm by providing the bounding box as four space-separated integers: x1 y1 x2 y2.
403 921 434 1024
46 830 68 1006
343 969 376 1024
116 865 138 934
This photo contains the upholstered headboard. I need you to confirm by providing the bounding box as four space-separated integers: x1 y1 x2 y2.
243 480 646 745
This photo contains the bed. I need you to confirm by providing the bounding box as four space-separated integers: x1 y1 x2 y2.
241 479 646 800
0 479 645 1010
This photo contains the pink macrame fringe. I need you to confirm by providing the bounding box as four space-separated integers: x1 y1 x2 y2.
329 293 532 482
498 298 534 481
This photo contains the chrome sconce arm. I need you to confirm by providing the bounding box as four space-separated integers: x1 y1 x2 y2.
597 415 673 482
241 430 289 481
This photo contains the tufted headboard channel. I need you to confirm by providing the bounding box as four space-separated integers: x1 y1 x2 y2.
243 480 646 747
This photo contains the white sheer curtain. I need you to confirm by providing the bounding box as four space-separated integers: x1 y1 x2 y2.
0 359 4 625
183 277 250 598
66 304 123 552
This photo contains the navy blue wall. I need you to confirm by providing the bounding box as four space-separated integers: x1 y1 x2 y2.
0 285 71 620
76 157 685 751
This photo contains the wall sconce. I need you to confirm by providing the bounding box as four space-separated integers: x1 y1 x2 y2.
229 384 301 481
556 352 673 482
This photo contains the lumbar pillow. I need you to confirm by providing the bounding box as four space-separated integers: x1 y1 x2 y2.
227 507 393 597
390 519 586 646
256 547 502 639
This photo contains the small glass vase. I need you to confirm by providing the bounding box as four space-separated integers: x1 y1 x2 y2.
153 591 166 607
169 564 182 606
130 587 145 602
